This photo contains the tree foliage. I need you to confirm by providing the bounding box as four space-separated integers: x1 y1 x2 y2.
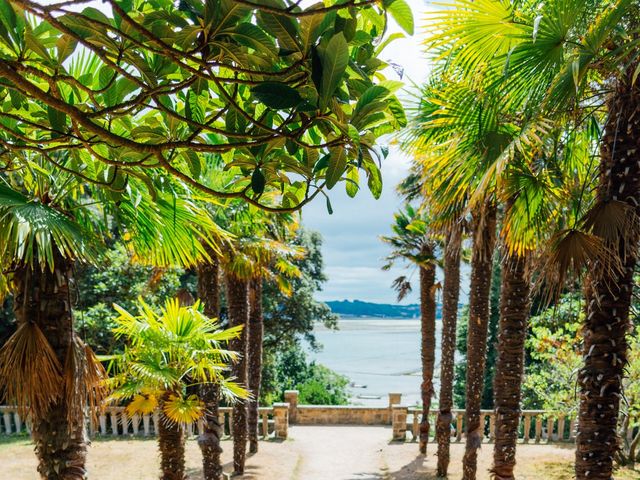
0 0 411 212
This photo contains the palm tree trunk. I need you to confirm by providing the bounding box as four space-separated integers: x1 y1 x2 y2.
491 250 530 480
225 274 249 475
462 202 498 480
436 225 462 476
419 244 437 454
247 277 264 454
197 256 223 480
158 392 186 480
12 259 89 480
575 65 640 480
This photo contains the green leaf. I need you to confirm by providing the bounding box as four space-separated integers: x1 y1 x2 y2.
0 0 16 31
252 82 303 110
257 7 300 53
325 146 347 189
24 27 52 61
227 22 276 55
325 196 334 215
251 167 266 194
385 0 414 35
319 33 349 110
300 3 325 52
47 106 67 137
56 36 77 64
345 167 359 198
571 59 580 92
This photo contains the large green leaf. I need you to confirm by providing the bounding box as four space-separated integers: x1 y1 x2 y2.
252 82 303 110
385 0 414 35
325 146 347 189
319 33 349 109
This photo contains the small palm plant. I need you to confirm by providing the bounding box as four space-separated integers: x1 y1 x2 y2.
104 298 247 480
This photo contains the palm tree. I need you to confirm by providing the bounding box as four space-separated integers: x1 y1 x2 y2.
106 298 246 480
196 252 224 480
435 223 463 477
221 205 303 467
382 204 438 454
0 152 224 479
424 2 640 477
223 268 250 475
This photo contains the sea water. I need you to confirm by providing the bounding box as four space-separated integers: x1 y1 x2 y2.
308 318 442 407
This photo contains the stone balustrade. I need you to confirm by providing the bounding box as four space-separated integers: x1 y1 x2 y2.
0 405 283 439
3 397 637 445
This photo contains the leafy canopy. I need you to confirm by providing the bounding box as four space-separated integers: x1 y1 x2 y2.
0 0 413 212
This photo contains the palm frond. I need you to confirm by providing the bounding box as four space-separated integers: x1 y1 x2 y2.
0 322 62 419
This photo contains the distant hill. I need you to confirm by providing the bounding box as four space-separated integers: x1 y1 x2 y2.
327 300 443 319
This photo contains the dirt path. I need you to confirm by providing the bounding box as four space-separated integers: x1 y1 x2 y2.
1 426 638 480
288 426 390 480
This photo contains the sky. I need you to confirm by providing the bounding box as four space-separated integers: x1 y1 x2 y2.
301 0 448 305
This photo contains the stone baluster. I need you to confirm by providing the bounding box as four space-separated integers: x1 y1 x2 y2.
14 412 22 434
262 412 269 438
456 412 464 442
121 411 129 436
391 404 408 441
546 416 554 442
284 390 299 424
99 413 107 435
219 412 226 436
143 414 151 436
197 418 204 436
535 415 543 443
523 413 531 443
557 415 565 441
569 417 576 442
412 410 419 440
187 422 193 437
152 411 160 436
273 403 290 439
3 411 12 434
110 410 119 436
132 414 140 436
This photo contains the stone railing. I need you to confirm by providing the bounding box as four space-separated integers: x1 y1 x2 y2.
401 407 577 443
4 395 636 445
0 403 290 440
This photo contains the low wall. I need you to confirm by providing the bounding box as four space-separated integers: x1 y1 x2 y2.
296 405 391 425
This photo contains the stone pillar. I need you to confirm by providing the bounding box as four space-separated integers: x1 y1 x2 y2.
388 393 402 408
273 403 290 439
392 405 408 441
284 390 299 424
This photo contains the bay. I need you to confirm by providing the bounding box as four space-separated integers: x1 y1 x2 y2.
308 317 442 407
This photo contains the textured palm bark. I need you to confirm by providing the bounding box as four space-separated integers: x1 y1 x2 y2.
462 203 497 480
225 274 249 475
575 66 640 480
419 244 437 455
247 277 264 454
13 258 88 480
436 226 462 477
197 257 223 480
158 392 186 480
491 251 530 480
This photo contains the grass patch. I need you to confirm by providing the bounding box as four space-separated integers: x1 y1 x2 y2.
0 434 32 448
540 462 639 480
